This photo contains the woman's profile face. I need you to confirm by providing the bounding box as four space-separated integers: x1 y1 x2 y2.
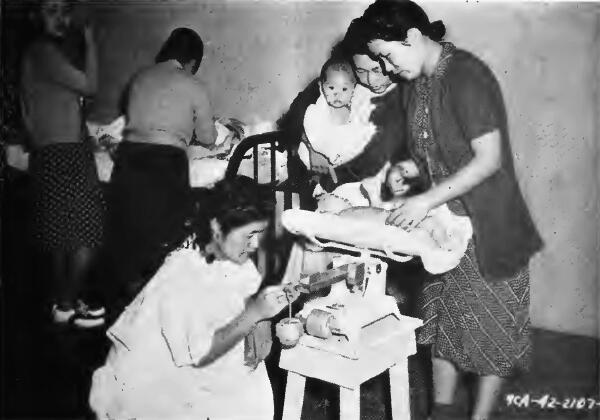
368 37 423 81
40 0 72 38
352 54 392 94
217 220 269 264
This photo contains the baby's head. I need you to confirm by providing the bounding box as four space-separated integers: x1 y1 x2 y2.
381 159 430 201
319 58 356 109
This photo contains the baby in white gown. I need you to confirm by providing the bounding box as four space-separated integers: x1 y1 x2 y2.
298 57 376 211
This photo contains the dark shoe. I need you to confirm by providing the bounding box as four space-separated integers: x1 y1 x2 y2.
72 301 105 329
51 303 105 328
76 299 106 317
51 304 76 324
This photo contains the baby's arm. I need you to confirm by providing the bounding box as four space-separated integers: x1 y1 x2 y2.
359 181 377 207
191 80 218 147
359 162 392 207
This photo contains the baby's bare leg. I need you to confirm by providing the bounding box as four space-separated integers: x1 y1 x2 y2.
336 206 389 222
316 193 353 214
337 207 440 250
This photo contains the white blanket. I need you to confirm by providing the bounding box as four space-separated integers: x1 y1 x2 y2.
281 207 472 275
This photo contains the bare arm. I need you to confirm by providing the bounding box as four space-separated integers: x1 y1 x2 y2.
19 91 33 135
194 286 292 368
421 130 502 208
194 305 261 368
386 131 502 229
388 59 506 230
36 27 98 96
192 82 218 147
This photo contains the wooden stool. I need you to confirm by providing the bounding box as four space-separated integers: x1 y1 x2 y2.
279 315 422 420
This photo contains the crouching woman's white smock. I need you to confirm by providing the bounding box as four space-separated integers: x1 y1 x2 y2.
89 247 274 420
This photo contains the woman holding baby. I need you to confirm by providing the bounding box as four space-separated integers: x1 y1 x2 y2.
347 1 543 419
278 27 409 212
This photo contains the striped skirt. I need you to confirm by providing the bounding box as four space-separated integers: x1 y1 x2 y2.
416 241 531 377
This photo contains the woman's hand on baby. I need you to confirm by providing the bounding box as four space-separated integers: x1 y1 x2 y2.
386 195 432 231
248 286 296 320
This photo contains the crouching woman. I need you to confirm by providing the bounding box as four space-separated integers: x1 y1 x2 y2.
89 176 294 420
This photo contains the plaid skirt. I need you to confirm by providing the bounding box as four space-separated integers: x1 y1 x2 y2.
416 240 531 377
30 143 104 251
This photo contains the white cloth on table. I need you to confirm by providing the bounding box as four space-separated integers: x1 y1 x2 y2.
89 247 274 420
89 117 240 186
88 116 288 186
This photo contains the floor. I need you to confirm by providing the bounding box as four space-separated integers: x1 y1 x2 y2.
1 170 599 419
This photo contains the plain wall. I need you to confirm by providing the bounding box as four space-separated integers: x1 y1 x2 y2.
87 0 599 337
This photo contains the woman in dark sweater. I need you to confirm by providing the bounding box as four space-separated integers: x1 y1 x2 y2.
355 1 543 419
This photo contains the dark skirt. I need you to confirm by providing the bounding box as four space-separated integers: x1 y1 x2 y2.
99 141 191 313
30 142 104 251
105 141 191 249
416 241 531 377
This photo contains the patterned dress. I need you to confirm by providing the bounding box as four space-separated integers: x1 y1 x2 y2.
30 142 104 251
411 43 531 377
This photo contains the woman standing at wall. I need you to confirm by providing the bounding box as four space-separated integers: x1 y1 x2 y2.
21 0 105 327
353 1 543 419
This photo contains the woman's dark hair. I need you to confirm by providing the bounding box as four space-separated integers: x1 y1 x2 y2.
155 27 204 74
319 57 356 84
24 0 86 70
331 19 375 60
381 158 431 201
361 0 446 43
188 176 275 252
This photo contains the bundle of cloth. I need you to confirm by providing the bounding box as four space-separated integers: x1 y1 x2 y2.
191 119 287 186
86 116 125 182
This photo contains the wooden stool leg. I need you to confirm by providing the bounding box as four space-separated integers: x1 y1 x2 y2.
339 386 360 420
389 360 411 420
282 372 306 420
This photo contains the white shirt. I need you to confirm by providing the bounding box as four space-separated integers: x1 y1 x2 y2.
89 247 273 420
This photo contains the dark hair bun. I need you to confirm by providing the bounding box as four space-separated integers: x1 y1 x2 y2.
428 20 446 41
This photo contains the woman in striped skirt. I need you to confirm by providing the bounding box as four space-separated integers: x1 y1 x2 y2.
353 1 544 419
